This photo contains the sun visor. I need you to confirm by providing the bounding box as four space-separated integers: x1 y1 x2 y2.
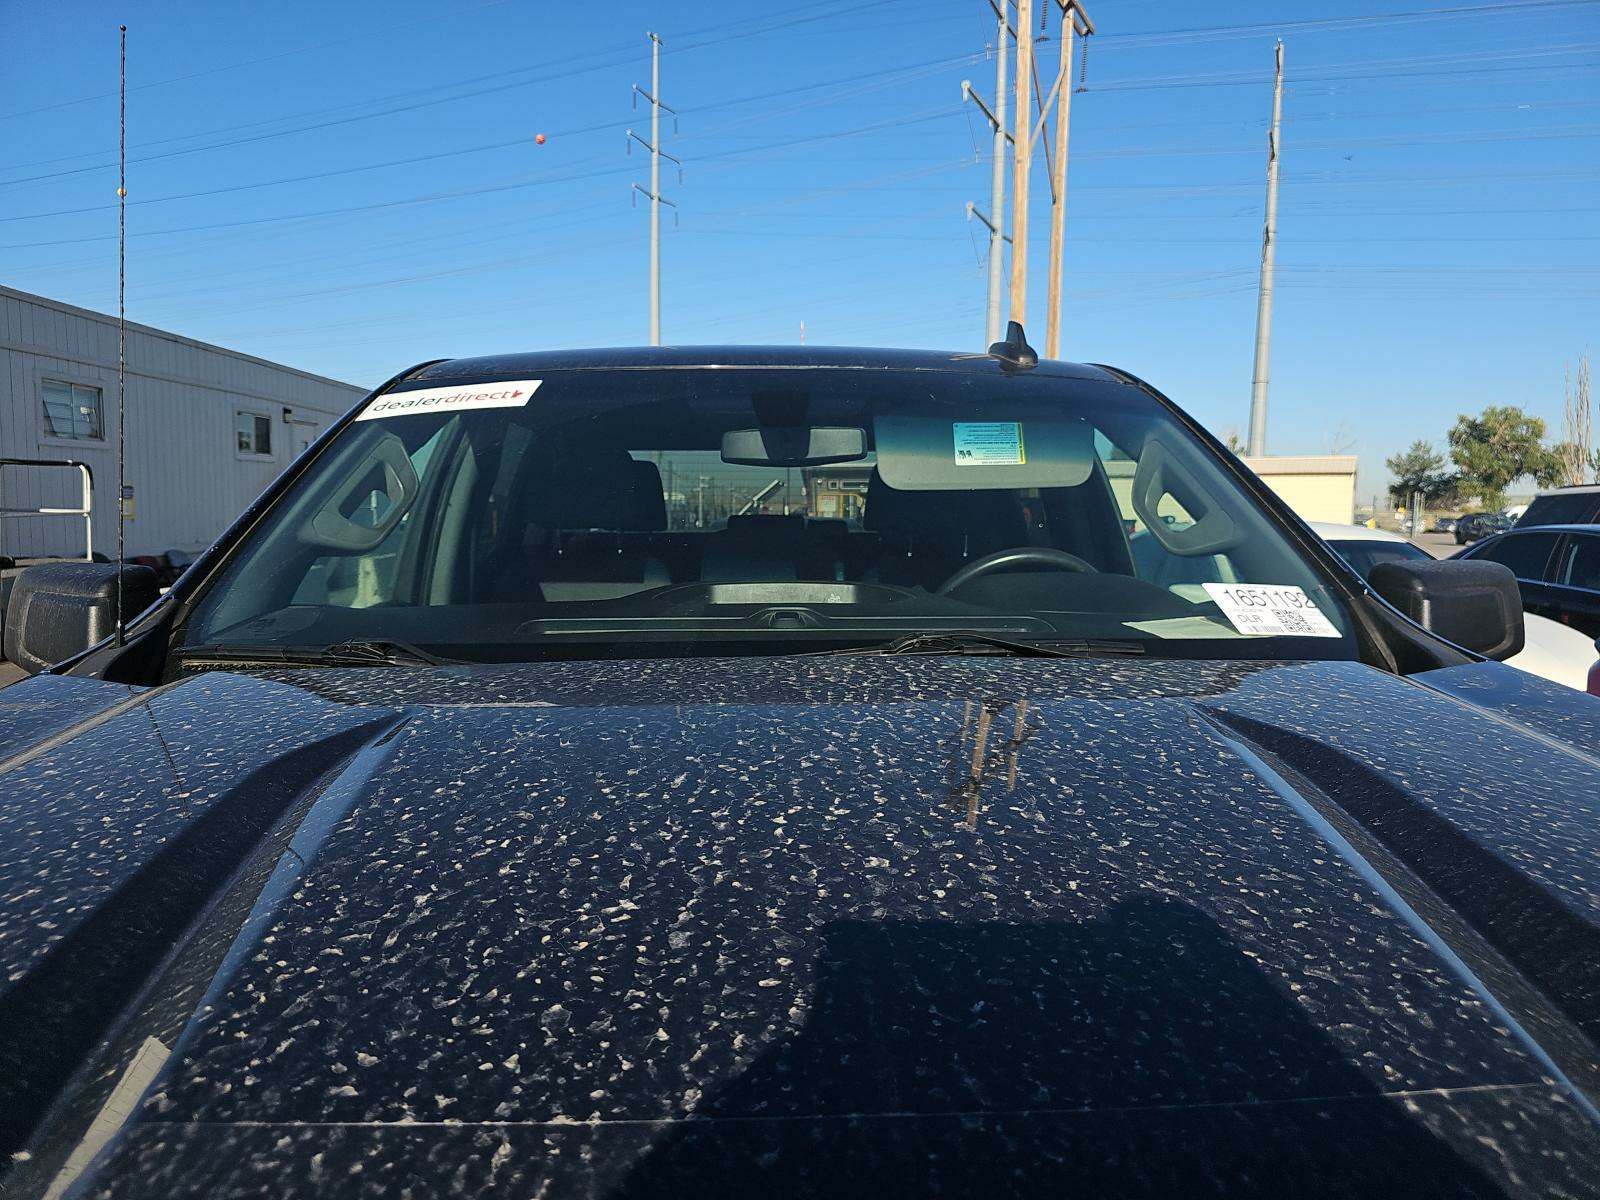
874 414 1094 491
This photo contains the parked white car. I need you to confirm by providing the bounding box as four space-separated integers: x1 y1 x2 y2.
1312 522 1596 691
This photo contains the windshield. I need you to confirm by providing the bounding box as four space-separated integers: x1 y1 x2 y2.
175 365 1360 663
1518 492 1600 527
1326 538 1429 580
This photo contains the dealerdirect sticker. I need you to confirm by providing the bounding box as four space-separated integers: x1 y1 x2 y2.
355 379 543 422
1201 583 1341 638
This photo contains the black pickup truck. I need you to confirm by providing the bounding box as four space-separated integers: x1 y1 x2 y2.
2 331 1598 1198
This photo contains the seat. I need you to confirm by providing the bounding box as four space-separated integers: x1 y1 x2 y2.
490 449 669 602
701 513 806 581
863 470 1028 590
627 460 668 531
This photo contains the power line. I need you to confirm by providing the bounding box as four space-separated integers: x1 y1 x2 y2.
0 0 514 121
0 105 965 227
0 0 900 123
1092 0 1600 47
1089 56 1598 93
0 50 981 193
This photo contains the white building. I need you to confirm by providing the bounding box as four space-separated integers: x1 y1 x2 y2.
1 285 366 561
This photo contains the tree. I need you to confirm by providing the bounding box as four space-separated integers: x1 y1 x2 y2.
1384 440 1456 507
1447 406 1561 511
1557 355 1594 487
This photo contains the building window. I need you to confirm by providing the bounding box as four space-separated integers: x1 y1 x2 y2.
236 410 273 456
41 379 104 440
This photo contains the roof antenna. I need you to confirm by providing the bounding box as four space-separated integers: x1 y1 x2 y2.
115 23 127 646
987 320 1038 372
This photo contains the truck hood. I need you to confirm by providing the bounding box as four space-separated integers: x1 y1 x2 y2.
1 655 1598 1198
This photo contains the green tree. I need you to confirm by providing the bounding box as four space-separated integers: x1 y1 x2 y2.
1446 406 1561 511
1384 440 1457 506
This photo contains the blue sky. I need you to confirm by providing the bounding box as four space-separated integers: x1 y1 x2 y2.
3 0 1597 495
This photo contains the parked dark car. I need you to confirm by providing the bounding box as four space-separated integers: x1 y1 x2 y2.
1456 523 1600 638
1516 484 1600 528
1453 510 1513 544
1432 516 1457 534
4 334 1600 1198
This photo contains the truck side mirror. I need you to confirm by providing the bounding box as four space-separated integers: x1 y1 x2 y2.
1368 558 1525 661
2 562 159 675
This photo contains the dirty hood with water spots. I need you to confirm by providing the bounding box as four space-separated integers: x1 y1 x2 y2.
2 654 1600 1198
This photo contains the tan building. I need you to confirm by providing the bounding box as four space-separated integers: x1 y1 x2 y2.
805 454 1356 529
1102 453 1358 529
1236 455 1358 525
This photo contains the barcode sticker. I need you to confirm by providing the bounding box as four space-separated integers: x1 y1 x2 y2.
1201 583 1340 638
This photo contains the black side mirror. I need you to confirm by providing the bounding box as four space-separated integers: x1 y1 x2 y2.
1368 558 1525 661
2 562 159 675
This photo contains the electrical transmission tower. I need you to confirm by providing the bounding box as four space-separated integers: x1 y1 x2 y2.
1247 40 1285 458
962 0 1013 345
630 31 680 346
964 0 1093 355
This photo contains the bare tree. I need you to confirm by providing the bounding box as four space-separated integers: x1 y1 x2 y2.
1325 419 1358 456
1560 354 1594 487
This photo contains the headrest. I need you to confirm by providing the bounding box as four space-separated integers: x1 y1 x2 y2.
723 512 805 539
864 469 1026 547
520 447 640 531
627 459 668 531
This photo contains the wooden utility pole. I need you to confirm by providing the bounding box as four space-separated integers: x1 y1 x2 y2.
1044 1 1093 359
1007 0 1035 326
1247 40 1285 457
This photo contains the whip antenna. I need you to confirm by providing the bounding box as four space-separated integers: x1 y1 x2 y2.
115 23 127 646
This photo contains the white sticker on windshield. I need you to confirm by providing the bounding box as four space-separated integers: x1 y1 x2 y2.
1202 583 1340 638
953 421 1025 466
355 379 542 422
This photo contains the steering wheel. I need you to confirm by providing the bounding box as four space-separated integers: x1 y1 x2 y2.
936 547 1098 596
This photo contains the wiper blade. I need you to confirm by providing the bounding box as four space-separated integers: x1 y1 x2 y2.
812 631 1146 659
181 640 456 667
320 639 455 666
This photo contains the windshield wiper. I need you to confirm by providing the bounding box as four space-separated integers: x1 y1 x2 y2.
180 639 456 668
811 631 1146 659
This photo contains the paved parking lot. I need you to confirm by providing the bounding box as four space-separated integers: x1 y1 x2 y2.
1414 532 1457 558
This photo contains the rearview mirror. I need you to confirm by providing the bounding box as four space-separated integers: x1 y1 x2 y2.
721 426 866 467
2 561 159 675
1368 558 1524 661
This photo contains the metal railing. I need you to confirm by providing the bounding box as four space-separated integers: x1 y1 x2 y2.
0 458 95 561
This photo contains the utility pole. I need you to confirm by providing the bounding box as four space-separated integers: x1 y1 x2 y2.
1008 0 1035 327
1247 39 1284 458
963 1 1012 343
115 24 128 645
631 32 678 346
1044 1 1093 359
